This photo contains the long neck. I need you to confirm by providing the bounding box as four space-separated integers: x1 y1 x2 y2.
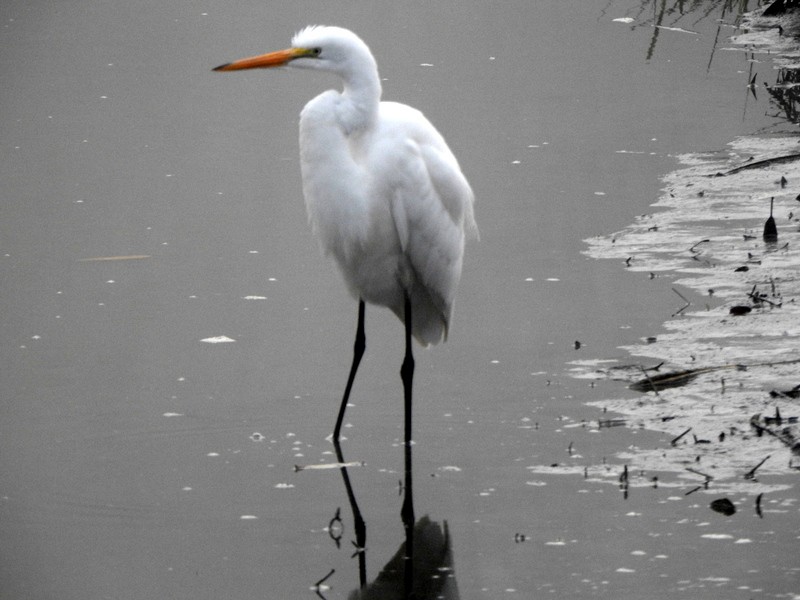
297 48 382 256
337 54 382 133
299 90 369 259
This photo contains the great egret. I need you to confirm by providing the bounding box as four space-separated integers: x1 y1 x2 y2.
213 26 478 446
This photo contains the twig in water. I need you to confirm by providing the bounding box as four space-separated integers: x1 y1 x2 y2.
313 568 335 598
672 288 692 317
744 455 771 480
350 541 365 559
671 287 691 317
686 467 713 483
638 365 661 397
713 152 800 176
747 284 781 308
671 427 693 446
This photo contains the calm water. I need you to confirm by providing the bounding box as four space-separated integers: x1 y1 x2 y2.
1 1 796 599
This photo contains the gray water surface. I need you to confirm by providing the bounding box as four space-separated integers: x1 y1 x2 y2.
1 1 795 599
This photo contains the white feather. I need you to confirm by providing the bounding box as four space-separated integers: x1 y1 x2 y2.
290 27 477 345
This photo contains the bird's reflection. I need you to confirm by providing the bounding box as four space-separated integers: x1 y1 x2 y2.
327 438 458 600
348 516 459 600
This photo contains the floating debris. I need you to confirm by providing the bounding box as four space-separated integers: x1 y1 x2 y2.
598 418 627 428
750 414 800 454
714 152 800 177
200 335 236 343
631 369 700 392
710 498 736 516
769 384 800 399
78 255 151 262
294 460 364 472
743 455 771 479
629 365 741 393
312 568 335 593
655 25 698 35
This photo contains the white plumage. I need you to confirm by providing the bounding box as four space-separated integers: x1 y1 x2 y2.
215 26 477 345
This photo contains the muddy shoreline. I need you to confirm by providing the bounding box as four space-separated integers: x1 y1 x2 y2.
568 8 800 494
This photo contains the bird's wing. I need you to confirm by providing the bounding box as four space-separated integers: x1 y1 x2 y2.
418 143 478 241
386 133 475 331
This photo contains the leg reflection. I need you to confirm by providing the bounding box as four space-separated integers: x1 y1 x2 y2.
348 516 460 598
400 293 416 599
347 432 460 598
334 439 367 588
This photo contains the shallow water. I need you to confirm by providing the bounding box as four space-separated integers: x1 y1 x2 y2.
1 1 797 599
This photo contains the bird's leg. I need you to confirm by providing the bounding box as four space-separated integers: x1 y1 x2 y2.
400 293 416 598
400 293 415 448
333 300 366 443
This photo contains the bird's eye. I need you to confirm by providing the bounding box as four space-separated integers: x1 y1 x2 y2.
311 47 322 56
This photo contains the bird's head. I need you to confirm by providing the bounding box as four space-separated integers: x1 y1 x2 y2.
213 25 376 79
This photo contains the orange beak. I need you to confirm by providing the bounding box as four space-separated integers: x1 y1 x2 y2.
213 47 312 72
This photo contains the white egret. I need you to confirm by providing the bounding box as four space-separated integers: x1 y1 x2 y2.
213 26 478 446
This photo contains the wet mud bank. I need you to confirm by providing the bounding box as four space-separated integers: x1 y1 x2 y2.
573 8 800 493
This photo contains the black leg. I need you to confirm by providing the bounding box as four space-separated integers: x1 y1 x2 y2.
400 293 415 599
333 300 366 443
400 293 415 448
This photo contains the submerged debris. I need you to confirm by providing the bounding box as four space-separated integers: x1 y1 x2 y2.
715 153 800 177
769 384 800 398
629 365 741 392
629 368 699 392
750 413 800 454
